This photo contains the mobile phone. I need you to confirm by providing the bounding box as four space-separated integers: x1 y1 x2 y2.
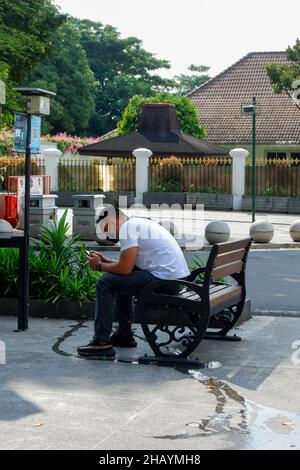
85 250 91 257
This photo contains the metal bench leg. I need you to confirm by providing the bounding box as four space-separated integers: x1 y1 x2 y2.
204 300 245 341
204 332 241 341
138 354 205 368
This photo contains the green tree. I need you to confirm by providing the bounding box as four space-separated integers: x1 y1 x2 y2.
0 61 18 128
0 0 64 126
267 39 300 110
117 93 206 138
0 0 64 81
30 22 96 135
76 19 174 135
174 64 210 95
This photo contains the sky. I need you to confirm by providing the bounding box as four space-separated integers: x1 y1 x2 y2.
55 0 300 79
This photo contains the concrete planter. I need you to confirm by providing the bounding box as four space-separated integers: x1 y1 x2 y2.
53 191 135 207
242 196 289 213
0 296 252 325
103 191 135 207
0 298 95 320
143 192 186 208
186 192 233 210
288 198 300 214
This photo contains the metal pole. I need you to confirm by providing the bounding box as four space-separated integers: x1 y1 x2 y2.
252 96 256 222
18 113 31 330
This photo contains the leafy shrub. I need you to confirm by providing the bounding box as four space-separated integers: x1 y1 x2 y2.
189 254 207 282
0 130 14 156
189 254 227 284
262 186 284 197
188 184 224 194
152 156 183 192
0 248 19 297
42 133 100 154
0 211 102 303
152 180 181 192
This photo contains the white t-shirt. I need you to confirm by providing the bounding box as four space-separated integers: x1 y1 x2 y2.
119 217 190 280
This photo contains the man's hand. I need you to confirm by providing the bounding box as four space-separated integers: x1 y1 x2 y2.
87 247 138 275
100 247 138 275
89 251 112 263
88 253 100 271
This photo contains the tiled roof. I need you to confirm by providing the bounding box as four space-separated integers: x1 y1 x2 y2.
188 52 300 145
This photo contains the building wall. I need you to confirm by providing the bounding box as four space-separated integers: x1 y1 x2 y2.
221 143 300 160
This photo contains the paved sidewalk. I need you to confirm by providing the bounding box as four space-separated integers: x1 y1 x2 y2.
0 316 300 450
58 208 300 249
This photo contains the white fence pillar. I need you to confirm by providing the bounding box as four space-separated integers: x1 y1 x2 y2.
132 148 153 204
42 147 62 192
229 148 249 210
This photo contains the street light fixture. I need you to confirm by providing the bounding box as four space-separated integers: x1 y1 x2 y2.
13 87 56 330
242 97 257 222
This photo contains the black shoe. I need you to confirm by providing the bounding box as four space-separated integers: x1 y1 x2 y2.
77 340 116 358
110 331 137 348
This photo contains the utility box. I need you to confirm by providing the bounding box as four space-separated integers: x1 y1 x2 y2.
72 194 106 240
18 194 58 237
27 95 50 115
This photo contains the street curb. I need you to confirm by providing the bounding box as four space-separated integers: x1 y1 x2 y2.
253 309 300 318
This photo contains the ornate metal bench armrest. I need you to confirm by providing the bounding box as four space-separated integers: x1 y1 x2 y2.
138 278 205 299
186 267 206 282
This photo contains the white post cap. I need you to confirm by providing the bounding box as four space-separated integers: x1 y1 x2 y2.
132 148 153 158
42 147 62 158
229 148 249 159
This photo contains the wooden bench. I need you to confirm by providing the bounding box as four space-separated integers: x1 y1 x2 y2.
136 238 252 365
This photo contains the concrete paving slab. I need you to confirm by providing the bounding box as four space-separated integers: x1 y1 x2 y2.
0 316 300 450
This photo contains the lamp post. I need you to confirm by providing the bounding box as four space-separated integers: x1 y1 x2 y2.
0 80 5 127
242 97 257 222
13 88 56 330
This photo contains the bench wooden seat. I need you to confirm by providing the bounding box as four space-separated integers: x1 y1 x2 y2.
136 238 252 363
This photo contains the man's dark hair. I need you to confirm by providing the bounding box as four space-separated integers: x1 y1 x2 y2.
95 202 126 245
96 204 120 225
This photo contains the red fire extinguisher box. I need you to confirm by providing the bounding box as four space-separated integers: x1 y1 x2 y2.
0 193 6 219
5 194 18 228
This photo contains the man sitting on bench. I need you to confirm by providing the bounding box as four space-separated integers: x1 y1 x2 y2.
77 206 190 358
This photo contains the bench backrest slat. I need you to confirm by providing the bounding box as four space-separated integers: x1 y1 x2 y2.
203 238 252 286
217 238 251 254
212 260 244 281
214 248 245 267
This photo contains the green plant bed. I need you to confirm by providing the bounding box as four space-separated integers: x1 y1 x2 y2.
186 192 233 210
143 192 186 208
242 195 288 213
288 198 300 214
0 211 102 303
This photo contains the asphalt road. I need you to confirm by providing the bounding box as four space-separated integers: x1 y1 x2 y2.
188 250 300 314
105 249 300 315
245 250 300 314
